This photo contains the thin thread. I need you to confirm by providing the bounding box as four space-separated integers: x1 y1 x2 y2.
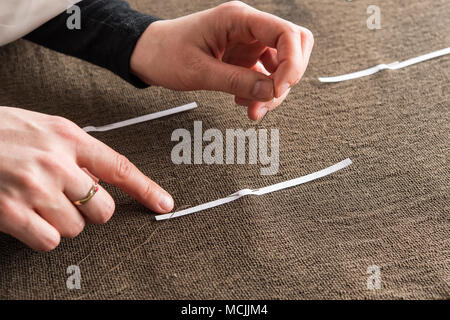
73 210 176 300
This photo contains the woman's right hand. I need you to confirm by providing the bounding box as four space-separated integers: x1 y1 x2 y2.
0 107 174 251
131 1 314 121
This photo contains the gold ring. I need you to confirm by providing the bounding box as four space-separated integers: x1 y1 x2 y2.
73 182 99 206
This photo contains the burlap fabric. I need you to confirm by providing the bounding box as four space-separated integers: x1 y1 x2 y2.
0 0 448 299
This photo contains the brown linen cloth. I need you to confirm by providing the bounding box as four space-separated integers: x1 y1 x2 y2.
0 0 448 299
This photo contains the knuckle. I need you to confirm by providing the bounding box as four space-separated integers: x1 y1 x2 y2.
39 234 61 252
64 221 85 239
215 1 249 21
226 70 242 94
14 210 32 231
51 115 73 129
35 152 66 174
219 1 246 11
96 200 115 224
302 27 314 44
141 182 155 201
17 170 41 194
0 199 16 225
285 24 299 36
114 154 133 181
96 213 112 225
296 61 306 77
50 116 80 140
105 199 116 220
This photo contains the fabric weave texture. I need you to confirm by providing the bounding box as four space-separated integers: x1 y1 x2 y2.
0 0 449 299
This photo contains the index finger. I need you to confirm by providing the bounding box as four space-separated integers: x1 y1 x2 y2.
76 134 174 213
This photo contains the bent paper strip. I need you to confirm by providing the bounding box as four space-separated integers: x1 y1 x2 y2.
156 158 353 221
83 102 197 133
318 47 450 83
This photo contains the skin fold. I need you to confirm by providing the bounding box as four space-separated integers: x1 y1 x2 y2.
0 1 313 251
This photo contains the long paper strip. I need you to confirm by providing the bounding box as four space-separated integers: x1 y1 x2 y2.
156 158 352 221
318 47 450 83
82 102 197 132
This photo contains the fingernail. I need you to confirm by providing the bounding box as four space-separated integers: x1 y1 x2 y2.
279 82 290 97
159 194 174 212
252 80 273 100
258 107 268 119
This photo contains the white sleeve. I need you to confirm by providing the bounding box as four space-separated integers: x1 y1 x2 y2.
0 0 82 46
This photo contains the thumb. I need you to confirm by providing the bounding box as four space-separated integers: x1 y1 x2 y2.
200 57 274 101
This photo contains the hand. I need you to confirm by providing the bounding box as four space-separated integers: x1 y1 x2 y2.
130 1 314 121
0 107 173 251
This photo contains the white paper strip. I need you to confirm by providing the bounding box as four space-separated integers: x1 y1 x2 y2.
156 158 353 221
82 102 197 132
318 47 450 83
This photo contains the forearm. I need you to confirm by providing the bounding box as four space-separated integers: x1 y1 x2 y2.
23 0 159 88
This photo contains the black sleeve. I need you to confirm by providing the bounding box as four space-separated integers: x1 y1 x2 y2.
23 0 160 88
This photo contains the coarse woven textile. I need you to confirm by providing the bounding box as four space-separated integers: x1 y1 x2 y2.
0 0 449 299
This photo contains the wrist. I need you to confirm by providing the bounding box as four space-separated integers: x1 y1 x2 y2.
130 20 166 85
